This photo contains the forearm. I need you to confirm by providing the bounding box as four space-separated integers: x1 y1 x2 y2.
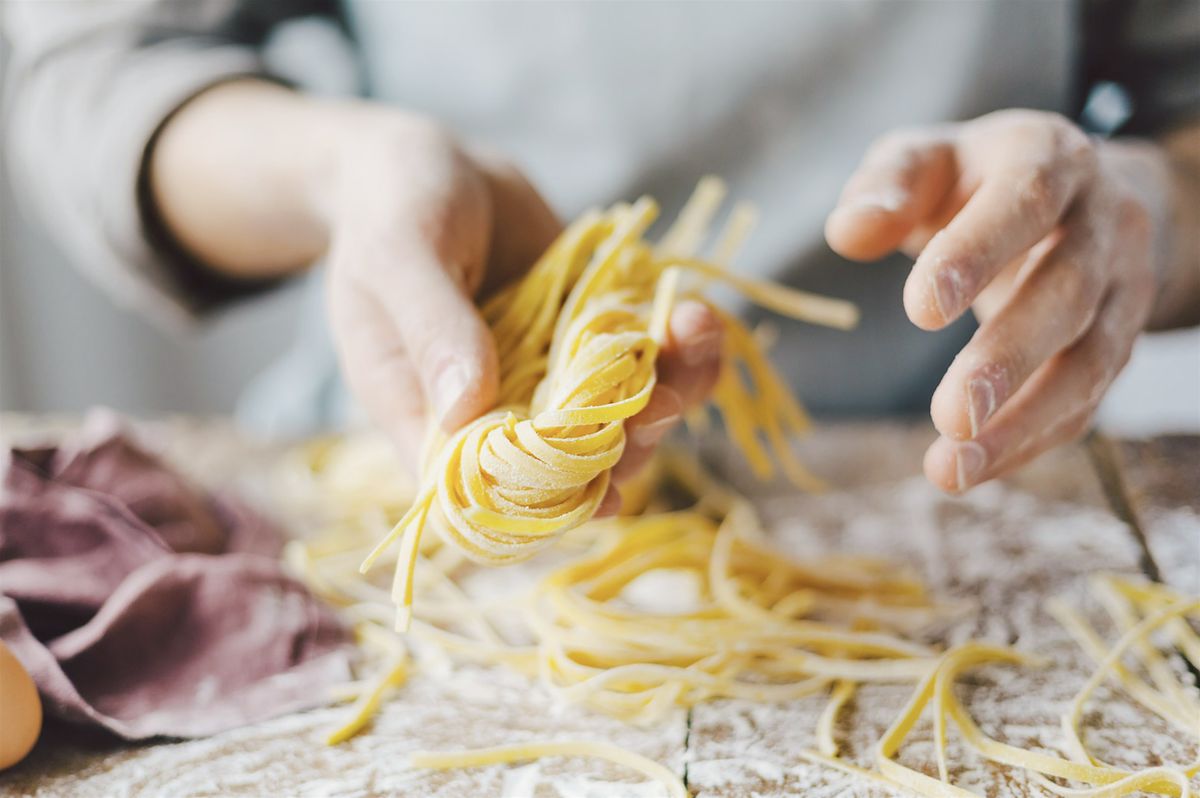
1152 123 1200 329
1105 122 1200 331
148 80 341 279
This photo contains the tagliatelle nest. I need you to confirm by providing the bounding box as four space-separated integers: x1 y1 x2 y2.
359 178 858 630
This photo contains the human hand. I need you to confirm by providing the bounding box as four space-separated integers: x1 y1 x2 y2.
826 109 1171 492
150 83 723 504
317 109 722 509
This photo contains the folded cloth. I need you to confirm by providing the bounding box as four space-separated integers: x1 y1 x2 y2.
0 415 353 740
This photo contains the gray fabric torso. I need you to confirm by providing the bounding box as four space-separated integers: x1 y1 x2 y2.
344 0 1075 415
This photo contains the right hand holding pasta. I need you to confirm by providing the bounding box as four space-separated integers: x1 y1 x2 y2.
149 83 723 507
322 112 725 511
321 111 560 456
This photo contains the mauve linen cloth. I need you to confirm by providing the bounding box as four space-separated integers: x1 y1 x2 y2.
0 417 353 740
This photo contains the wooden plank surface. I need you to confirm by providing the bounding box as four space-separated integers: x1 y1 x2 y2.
1 418 1195 798
688 426 1193 797
1099 435 1200 594
0 415 687 798
6 667 687 798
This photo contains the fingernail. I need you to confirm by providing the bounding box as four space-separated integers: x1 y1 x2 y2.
966 377 996 437
954 442 987 491
432 362 474 427
682 329 723 367
843 188 909 215
933 267 963 322
631 413 680 447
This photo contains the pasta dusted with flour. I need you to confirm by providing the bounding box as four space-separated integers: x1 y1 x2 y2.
281 440 1200 798
275 184 1197 797
360 178 858 629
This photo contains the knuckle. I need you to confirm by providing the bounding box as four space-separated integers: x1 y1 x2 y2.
1042 115 1096 176
674 298 724 338
979 108 1058 135
1067 304 1099 345
972 108 1029 131
366 115 456 164
1023 110 1085 145
1040 110 1083 139
1061 129 1097 173
1116 195 1153 242
1018 161 1065 220
398 115 454 149
974 111 1091 161
865 127 928 165
1054 255 1090 298
1079 288 1106 333
1035 109 1070 128
492 159 527 187
472 147 524 182
1057 259 1103 321
1079 348 1113 390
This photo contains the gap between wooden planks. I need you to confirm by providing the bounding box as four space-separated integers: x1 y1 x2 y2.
1088 433 1200 595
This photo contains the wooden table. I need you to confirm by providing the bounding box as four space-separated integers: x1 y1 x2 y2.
1 418 1196 798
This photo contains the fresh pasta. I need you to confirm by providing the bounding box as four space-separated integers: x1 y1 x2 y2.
276 182 1197 797
281 439 1198 798
409 740 687 798
358 178 858 630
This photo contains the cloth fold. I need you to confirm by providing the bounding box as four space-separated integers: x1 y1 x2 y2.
0 415 352 740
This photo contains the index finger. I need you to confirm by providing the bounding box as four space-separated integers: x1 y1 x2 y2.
904 116 1096 330
826 128 956 262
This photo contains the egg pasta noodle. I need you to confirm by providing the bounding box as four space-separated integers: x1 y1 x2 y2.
282 436 1198 798
276 182 1198 797
358 177 858 630
409 740 688 798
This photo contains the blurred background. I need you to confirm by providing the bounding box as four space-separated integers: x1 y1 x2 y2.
1 173 312 420
2 10 1197 438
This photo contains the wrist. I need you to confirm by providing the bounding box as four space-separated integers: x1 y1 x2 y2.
1153 125 1200 329
1096 137 1182 328
309 101 456 236
151 80 336 277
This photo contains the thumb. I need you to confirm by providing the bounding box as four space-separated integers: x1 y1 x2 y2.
388 253 499 432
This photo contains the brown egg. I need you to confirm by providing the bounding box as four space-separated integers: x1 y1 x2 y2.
0 640 42 770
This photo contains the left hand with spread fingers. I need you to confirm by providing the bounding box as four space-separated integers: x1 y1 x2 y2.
827 109 1200 493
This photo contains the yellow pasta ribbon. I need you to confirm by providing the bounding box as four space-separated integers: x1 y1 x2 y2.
410 740 687 798
282 435 1199 798
275 178 1198 797
359 179 858 630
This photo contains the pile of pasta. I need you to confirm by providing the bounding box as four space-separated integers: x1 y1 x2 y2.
280 437 1199 798
358 178 857 631
276 183 1197 797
